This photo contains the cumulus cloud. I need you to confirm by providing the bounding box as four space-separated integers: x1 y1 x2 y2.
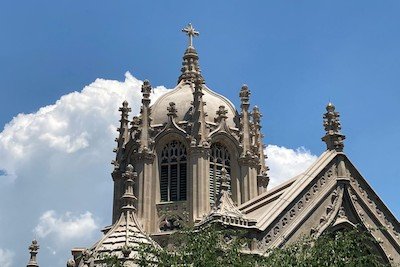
266 145 318 188
34 210 98 242
0 248 14 267
0 71 169 183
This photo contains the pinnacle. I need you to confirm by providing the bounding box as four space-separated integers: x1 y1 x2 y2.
27 239 39 267
322 102 345 152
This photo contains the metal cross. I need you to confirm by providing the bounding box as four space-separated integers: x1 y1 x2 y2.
182 23 199 47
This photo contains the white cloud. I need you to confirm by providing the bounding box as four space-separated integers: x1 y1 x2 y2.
266 145 318 188
34 210 98 242
0 248 14 267
0 71 169 183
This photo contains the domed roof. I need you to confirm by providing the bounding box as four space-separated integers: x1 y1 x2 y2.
151 82 238 128
151 24 238 129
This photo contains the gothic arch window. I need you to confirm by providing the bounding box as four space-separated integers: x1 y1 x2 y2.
209 142 231 206
160 140 187 202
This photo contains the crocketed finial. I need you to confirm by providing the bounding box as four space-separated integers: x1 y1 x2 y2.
141 80 152 100
322 102 346 152
239 84 251 106
27 240 39 267
121 164 137 213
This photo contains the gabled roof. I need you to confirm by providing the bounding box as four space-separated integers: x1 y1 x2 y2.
238 149 400 263
240 150 337 230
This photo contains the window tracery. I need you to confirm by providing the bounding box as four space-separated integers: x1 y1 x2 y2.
160 140 187 202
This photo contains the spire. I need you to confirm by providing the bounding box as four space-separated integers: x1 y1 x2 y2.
214 167 239 213
190 76 208 147
139 80 153 153
253 106 270 193
178 23 204 84
112 101 131 171
322 102 345 152
27 240 39 267
239 84 253 158
121 164 137 213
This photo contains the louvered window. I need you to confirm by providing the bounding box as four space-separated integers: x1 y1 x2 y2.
209 143 231 206
160 140 187 202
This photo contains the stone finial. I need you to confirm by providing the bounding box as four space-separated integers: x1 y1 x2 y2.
215 105 228 124
119 100 131 115
167 102 178 118
239 84 251 107
27 240 39 267
252 106 261 124
322 102 346 152
141 80 152 101
121 164 137 212
239 84 254 160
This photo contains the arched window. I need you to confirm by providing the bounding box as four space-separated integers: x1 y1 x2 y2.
209 143 231 206
160 140 187 202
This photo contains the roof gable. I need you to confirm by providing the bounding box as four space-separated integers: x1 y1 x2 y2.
246 150 400 263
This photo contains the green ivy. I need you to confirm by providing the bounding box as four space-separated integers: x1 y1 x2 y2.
105 225 391 267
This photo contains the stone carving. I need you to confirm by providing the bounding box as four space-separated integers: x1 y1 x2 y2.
167 102 178 118
321 102 345 152
348 167 400 243
157 202 189 232
27 240 40 267
257 163 337 249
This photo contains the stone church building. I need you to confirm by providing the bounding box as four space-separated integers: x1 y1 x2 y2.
26 24 400 266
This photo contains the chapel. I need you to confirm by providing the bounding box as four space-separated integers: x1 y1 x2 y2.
26 24 400 267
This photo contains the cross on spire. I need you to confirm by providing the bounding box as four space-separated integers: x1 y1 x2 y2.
182 23 199 47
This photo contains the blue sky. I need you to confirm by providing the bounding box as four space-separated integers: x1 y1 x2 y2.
0 1 399 266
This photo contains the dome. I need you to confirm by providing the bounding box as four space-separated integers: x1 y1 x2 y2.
151 82 238 128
